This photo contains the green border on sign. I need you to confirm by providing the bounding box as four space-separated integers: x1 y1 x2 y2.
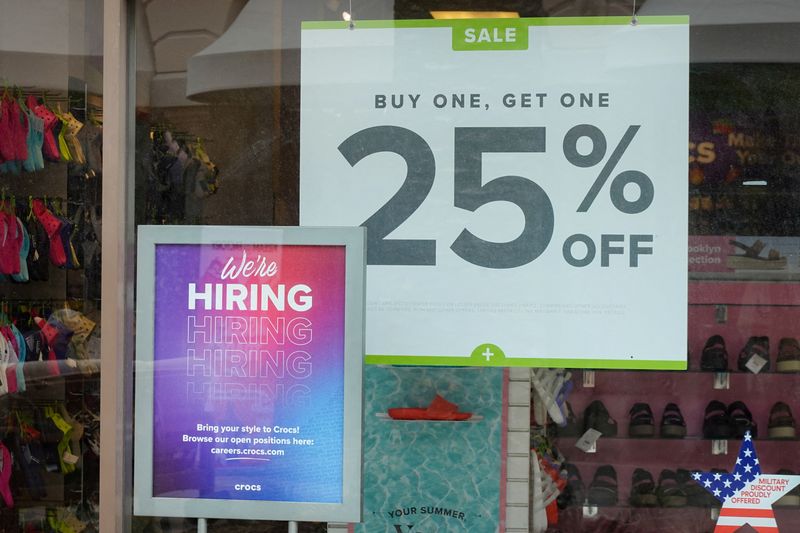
302 16 689 30
365 355 687 370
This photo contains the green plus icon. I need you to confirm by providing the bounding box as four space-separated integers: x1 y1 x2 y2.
471 344 506 365
481 347 494 361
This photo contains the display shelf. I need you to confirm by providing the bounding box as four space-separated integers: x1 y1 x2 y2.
690 271 800 282
534 282 800 531
567 503 723 511
579 368 800 376
551 435 791 443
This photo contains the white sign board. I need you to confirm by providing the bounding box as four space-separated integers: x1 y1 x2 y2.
300 17 689 370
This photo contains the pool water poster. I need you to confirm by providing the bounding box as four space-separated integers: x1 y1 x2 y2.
134 226 365 522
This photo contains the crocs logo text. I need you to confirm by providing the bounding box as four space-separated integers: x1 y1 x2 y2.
234 484 262 491
221 250 278 280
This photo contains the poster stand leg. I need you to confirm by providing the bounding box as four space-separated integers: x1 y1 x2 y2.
288 521 299 533
197 518 207 533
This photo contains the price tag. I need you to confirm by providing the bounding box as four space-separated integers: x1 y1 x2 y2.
746 354 768 374
301 17 689 369
575 429 602 453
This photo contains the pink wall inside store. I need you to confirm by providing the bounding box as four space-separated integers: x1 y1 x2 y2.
553 281 800 530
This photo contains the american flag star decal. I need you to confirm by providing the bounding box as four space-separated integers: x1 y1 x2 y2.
692 431 800 532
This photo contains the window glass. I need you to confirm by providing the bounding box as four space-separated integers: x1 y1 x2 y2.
0 1 103 531
131 1 800 532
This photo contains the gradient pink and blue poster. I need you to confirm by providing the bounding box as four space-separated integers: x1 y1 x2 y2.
151 243 346 503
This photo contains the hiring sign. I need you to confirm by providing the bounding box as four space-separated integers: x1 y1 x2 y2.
134 226 365 522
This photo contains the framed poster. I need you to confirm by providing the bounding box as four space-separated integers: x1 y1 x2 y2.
300 17 689 369
134 225 365 522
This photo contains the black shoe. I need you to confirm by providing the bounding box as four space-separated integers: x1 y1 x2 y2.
557 463 585 508
701 335 728 371
727 401 758 439
703 400 732 439
629 403 655 438
777 338 800 373
738 336 770 372
656 469 687 507
587 465 618 506
660 403 687 438
678 469 707 507
775 469 800 506
629 468 658 507
768 401 796 439
552 402 582 438
584 400 618 437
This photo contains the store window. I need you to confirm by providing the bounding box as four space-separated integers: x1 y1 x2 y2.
0 1 103 532
128 1 800 532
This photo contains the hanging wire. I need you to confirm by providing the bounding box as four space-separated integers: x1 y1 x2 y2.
631 0 639 26
348 0 355 30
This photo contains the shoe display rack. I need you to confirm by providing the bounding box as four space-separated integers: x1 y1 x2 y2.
0 84 102 532
533 280 800 532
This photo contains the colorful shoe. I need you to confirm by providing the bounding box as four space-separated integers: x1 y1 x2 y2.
387 394 472 421
531 368 572 427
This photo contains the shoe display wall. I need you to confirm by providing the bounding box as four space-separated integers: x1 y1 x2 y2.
0 84 102 531
533 281 800 532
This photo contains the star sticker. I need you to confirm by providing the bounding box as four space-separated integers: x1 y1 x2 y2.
692 431 800 532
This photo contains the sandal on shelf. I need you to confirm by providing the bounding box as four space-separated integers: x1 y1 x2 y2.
768 401 796 439
701 334 728 372
726 239 787 270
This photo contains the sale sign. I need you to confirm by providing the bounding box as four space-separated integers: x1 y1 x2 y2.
134 226 365 522
300 17 689 369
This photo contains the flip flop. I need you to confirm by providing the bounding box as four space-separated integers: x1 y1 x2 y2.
532 368 572 426
387 394 472 421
